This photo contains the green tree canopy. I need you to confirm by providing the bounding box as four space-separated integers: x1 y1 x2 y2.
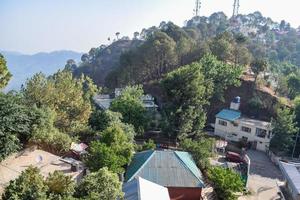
84 123 134 173
110 85 148 134
0 54 12 89
89 109 135 142
181 138 215 170
161 61 213 139
208 166 244 200
45 171 75 200
75 167 123 200
0 93 46 161
2 167 48 200
270 107 299 154
22 70 97 134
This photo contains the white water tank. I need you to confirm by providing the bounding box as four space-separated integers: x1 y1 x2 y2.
230 96 241 110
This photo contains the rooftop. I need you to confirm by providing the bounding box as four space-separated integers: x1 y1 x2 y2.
279 161 300 195
125 150 205 188
216 109 241 122
216 109 271 127
123 177 170 200
0 149 84 194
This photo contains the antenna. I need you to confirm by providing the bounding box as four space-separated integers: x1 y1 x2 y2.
193 0 201 16
232 0 240 18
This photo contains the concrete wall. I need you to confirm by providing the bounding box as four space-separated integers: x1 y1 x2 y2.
214 117 272 152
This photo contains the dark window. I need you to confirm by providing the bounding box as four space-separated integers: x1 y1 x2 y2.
241 126 251 133
267 131 272 138
256 128 267 138
219 120 227 126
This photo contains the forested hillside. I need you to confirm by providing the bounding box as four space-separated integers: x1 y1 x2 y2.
73 11 300 98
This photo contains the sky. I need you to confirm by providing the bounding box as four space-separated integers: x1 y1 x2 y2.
1 0 300 54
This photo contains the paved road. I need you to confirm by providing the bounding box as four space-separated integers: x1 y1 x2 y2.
239 150 284 200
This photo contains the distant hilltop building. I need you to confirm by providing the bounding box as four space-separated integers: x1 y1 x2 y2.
214 96 273 152
93 88 158 110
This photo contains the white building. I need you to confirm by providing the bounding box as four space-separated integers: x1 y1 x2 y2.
214 97 272 152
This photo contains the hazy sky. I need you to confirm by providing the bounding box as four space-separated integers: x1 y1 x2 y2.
1 0 300 54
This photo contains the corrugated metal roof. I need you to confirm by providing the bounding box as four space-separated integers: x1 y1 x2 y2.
125 150 204 188
279 162 300 195
216 109 241 122
125 150 155 182
123 177 170 200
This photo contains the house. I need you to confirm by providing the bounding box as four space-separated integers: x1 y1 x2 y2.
124 150 205 200
214 97 272 152
93 88 158 110
122 176 170 200
0 149 84 194
279 161 300 200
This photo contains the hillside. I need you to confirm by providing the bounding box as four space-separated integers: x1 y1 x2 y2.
73 11 300 90
73 39 142 86
1 50 82 91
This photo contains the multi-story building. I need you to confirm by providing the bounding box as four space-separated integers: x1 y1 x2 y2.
214 97 272 152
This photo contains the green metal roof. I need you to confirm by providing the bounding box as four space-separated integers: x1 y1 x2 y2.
175 151 204 185
216 109 241 122
125 150 155 182
124 150 204 188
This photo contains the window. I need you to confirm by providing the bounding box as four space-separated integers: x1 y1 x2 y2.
241 126 251 133
267 131 272 139
256 128 267 138
218 120 227 126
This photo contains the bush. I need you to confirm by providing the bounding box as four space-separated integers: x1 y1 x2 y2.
208 166 244 200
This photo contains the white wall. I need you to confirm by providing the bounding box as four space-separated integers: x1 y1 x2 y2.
214 117 272 151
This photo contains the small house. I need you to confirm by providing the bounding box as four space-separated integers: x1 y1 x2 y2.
124 150 205 200
214 97 272 152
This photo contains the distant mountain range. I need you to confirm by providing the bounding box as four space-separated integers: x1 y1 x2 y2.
1 50 82 91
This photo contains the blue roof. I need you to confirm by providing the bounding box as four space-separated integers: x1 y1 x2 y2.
125 150 205 188
216 109 241 122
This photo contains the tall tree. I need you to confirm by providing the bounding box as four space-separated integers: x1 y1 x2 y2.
22 70 97 133
270 107 299 154
0 54 12 89
161 62 213 139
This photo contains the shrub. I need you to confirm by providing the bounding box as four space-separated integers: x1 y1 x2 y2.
208 166 244 200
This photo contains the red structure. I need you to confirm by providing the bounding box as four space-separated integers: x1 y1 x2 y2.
168 187 202 200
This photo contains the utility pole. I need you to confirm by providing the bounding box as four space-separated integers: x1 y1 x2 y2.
232 0 240 18
194 0 201 17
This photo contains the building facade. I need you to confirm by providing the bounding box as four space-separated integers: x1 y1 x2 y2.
214 97 272 152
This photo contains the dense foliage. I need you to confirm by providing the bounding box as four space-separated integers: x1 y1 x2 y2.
181 138 215 169
161 55 241 139
22 70 98 134
0 54 12 89
84 124 134 173
75 167 123 200
2 166 122 200
208 166 244 200
110 85 148 134
270 107 299 154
